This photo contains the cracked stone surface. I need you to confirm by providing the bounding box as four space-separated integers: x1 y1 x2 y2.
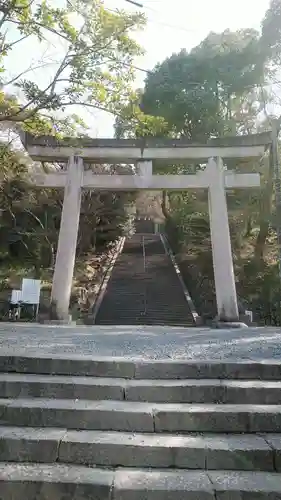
1 324 281 360
0 427 276 470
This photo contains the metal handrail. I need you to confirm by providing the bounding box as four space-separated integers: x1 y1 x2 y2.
142 235 147 316
159 233 200 325
142 235 146 273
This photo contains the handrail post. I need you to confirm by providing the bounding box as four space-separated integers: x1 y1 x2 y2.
142 235 147 316
142 235 146 273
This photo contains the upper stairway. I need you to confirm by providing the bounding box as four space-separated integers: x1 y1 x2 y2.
95 234 194 326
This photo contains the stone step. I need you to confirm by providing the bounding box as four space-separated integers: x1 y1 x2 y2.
0 373 125 400
96 307 193 315
2 373 281 404
96 307 192 313
96 309 194 324
96 320 193 327
95 308 192 316
0 426 279 471
97 297 190 305
0 463 281 499
96 318 194 326
0 462 114 499
2 398 281 432
1 355 281 380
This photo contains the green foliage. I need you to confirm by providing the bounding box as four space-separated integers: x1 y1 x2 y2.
2 0 281 324
0 0 148 130
115 89 168 138
0 141 134 277
124 27 274 265
238 257 281 325
261 0 281 64
115 10 281 324
141 29 267 140
0 0 154 312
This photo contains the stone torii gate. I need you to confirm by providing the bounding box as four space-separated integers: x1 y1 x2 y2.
23 133 272 322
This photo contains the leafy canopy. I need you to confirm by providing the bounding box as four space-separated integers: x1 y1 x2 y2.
0 0 148 133
140 29 268 140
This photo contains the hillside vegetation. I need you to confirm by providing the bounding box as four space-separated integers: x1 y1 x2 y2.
2 1 281 323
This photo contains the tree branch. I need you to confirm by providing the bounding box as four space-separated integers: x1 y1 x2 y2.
0 10 9 29
60 101 123 118
6 18 72 43
4 61 58 86
1 34 29 55
259 84 269 120
0 66 73 123
48 21 86 96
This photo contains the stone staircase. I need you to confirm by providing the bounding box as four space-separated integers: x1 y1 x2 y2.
0 353 281 497
95 233 194 326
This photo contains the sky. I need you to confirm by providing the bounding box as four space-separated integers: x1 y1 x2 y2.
4 0 272 137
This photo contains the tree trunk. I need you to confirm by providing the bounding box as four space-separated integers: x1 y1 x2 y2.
161 190 169 219
244 215 253 238
254 151 274 260
255 219 270 260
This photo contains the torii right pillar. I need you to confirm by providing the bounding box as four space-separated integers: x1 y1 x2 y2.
207 157 239 322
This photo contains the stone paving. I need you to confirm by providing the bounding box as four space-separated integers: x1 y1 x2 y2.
1 323 281 360
1 324 281 498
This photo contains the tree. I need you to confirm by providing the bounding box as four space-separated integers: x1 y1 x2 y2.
141 29 267 140
0 0 146 131
261 0 281 64
115 22 281 322
136 29 270 240
0 141 135 277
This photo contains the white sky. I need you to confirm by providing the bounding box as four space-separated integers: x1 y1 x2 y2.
5 0 272 137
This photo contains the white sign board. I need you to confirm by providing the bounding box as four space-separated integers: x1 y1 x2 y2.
245 310 253 322
21 279 41 305
10 290 22 304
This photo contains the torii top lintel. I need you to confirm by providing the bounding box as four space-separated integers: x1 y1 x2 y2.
22 132 272 163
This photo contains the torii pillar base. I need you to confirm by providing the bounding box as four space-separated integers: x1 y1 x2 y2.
212 320 249 329
42 316 75 325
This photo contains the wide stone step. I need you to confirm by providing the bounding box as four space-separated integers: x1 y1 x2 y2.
0 426 279 471
0 374 125 400
1 355 281 380
99 295 190 302
96 317 194 326
96 320 193 327
100 301 189 309
0 462 114 499
2 398 281 432
2 373 281 404
95 305 191 313
97 307 193 316
0 463 281 499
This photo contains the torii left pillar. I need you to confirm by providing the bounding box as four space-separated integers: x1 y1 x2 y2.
51 156 83 320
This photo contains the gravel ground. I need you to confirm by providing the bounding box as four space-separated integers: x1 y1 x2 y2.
1 324 281 361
